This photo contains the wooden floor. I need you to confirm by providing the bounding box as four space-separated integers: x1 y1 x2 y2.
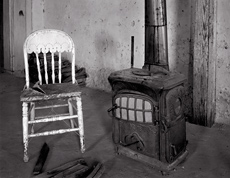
0 72 230 178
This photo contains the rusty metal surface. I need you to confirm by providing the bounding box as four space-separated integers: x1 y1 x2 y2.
115 144 189 173
118 119 159 159
108 68 186 93
108 65 188 171
145 0 169 69
145 0 167 26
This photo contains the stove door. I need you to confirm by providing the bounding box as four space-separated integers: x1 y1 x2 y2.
111 90 160 159
164 86 187 163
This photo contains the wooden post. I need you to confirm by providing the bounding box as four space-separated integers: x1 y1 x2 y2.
192 0 217 127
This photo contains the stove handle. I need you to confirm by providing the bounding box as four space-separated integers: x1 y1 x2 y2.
107 104 118 117
161 120 169 133
120 133 145 151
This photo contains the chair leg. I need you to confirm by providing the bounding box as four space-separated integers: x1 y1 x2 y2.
22 102 29 162
76 96 85 153
68 98 75 128
30 102 35 134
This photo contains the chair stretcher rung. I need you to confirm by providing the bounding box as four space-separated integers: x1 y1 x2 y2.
29 115 77 124
35 104 69 109
28 128 80 138
34 113 70 120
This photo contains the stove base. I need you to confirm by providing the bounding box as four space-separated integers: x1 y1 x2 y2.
114 144 188 174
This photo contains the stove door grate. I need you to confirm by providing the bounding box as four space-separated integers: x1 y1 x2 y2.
113 91 158 124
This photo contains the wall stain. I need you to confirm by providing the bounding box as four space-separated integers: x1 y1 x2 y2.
131 21 135 27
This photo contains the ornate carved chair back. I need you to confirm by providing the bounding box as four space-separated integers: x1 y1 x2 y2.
23 29 76 88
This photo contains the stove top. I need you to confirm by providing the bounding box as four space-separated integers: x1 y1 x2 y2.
108 68 186 91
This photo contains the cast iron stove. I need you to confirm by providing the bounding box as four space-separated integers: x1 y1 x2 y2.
107 0 188 173
108 67 188 173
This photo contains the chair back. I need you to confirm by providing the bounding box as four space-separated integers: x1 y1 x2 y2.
23 29 76 88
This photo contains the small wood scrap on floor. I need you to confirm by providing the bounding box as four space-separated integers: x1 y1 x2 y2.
32 143 104 178
33 143 50 176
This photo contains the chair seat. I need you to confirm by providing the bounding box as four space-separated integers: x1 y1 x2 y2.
20 83 83 102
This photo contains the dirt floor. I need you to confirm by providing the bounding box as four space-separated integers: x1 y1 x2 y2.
0 72 230 178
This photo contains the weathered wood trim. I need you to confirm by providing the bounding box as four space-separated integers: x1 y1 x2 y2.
28 128 80 138
22 102 29 162
3 0 11 71
13 0 27 73
192 0 217 127
30 114 77 123
76 96 85 153
25 0 32 36
10 0 14 71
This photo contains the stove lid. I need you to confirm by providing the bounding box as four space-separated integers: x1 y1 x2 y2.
108 68 186 91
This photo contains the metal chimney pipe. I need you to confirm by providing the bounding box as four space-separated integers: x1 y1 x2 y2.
144 0 169 70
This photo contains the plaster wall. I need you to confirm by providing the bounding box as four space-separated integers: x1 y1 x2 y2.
31 0 192 92
41 0 145 91
31 0 44 31
167 0 192 117
12 0 26 73
216 0 230 124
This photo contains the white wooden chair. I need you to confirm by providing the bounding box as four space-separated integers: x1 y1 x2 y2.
20 29 85 162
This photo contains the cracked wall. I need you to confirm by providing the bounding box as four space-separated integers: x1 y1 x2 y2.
216 0 230 124
40 0 145 91
167 0 193 118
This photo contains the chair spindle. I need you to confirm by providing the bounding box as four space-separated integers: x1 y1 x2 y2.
35 53 42 85
58 52 62 83
51 53 55 84
43 53 49 84
72 53 75 84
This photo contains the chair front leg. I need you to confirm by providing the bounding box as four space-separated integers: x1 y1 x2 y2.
22 102 29 162
76 96 85 153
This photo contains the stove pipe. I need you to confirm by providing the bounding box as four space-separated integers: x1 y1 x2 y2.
144 0 169 70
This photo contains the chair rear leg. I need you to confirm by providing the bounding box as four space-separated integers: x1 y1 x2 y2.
22 102 29 162
68 98 75 128
76 96 85 153
30 102 35 134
